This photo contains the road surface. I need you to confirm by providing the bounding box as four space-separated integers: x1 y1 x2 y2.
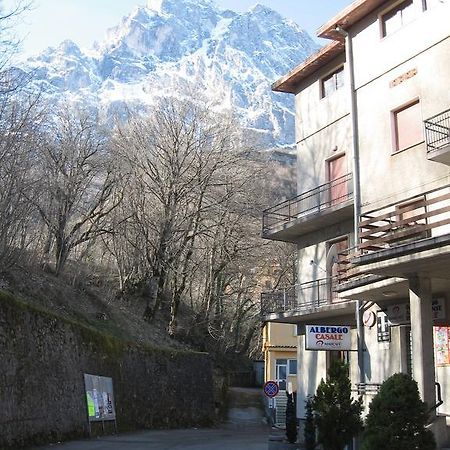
33 425 271 450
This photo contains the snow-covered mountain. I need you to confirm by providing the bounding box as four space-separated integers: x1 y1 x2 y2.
23 0 319 148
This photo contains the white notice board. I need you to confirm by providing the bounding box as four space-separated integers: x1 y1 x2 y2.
84 373 116 423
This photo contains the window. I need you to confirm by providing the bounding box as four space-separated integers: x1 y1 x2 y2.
288 359 297 376
392 197 429 244
392 100 423 152
396 197 427 227
423 0 447 10
321 66 344 98
381 0 415 37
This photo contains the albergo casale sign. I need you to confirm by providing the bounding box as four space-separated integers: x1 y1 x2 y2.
305 325 351 351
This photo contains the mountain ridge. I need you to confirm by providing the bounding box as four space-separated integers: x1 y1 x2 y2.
20 0 320 148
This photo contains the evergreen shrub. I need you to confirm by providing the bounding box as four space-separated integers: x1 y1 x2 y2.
304 396 316 450
312 359 363 450
361 373 436 450
286 391 297 444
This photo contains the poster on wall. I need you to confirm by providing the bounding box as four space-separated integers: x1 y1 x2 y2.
84 374 116 422
434 327 450 367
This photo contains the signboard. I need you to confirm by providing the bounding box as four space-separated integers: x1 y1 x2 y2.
387 303 410 325
263 381 279 398
84 374 116 424
387 298 446 325
434 327 450 367
432 298 446 321
305 325 351 351
363 310 376 328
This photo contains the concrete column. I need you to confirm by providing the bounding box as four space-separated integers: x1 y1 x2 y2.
408 276 436 410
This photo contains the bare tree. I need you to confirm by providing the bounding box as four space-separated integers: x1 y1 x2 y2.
0 92 43 268
32 105 120 275
111 99 260 333
0 0 33 94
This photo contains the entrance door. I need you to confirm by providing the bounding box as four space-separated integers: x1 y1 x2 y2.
328 154 347 205
275 359 287 391
327 350 350 371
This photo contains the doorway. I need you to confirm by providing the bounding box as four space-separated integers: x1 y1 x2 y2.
327 154 347 206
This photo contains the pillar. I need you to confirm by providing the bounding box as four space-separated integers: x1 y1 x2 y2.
408 276 436 411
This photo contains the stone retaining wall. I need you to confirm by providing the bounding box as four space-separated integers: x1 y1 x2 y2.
0 292 214 448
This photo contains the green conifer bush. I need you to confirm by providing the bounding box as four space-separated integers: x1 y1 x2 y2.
286 391 297 444
304 396 316 450
312 359 363 450
361 373 436 450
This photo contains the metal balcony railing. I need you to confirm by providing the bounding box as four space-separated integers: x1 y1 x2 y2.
261 278 347 316
424 108 450 152
262 173 353 236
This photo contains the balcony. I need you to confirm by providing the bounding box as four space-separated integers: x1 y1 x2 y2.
262 173 354 243
334 245 405 301
425 108 450 165
345 183 450 292
260 278 356 323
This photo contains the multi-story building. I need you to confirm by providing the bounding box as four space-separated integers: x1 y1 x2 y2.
261 0 450 446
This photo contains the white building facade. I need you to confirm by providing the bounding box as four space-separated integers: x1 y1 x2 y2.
261 0 450 446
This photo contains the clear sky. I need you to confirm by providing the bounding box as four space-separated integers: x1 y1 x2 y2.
3 0 352 59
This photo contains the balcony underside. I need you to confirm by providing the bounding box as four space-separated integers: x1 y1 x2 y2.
262 200 353 243
353 234 450 279
428 143 450 165
425 108 450 165
341 234 450 302
262 300 356 324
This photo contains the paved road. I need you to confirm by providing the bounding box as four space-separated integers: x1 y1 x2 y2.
33 425 271 450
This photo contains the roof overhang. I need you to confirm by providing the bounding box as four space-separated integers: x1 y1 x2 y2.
317 0 390 40
272 40 345 94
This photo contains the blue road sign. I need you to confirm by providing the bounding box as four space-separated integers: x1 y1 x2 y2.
263 380 279 398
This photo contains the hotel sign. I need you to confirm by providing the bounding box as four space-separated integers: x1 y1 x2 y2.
305 325 351 351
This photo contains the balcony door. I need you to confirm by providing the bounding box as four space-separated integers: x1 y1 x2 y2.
327 154 347 206
326 236 349 302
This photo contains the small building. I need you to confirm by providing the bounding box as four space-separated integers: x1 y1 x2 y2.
262 322 298 426
261 0 450 446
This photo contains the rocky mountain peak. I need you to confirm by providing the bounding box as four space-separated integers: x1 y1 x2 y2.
147 0 216 15
20 0 320 148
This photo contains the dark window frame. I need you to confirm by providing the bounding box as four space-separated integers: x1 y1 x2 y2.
320 66 345 98
391 99 423 153
380 0 415 37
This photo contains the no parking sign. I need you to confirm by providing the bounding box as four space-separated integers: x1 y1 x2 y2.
263 380 279 398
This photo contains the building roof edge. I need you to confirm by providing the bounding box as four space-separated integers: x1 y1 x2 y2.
272 40 345 94
317 0 389 40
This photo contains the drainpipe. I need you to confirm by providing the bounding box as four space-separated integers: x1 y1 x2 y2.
335 25 365 390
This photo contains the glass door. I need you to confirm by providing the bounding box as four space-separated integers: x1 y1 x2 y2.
276 359 287 391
